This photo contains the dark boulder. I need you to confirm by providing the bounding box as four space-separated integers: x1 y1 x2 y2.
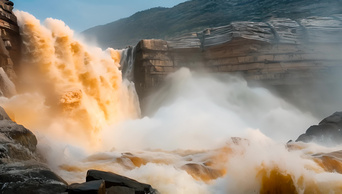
0 162 67 194
0 106 38 162
0 106 37 152
86 170 158 194
296 112 342 145
107 186 135 194
68 180 105 194
0 120 37 152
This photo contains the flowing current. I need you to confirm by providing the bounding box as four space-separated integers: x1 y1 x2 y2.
2 11 342 193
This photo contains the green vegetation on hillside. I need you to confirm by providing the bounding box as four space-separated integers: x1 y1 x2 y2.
82 0 342 49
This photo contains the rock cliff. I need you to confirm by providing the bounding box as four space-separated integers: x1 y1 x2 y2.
123 16 342 116
83 0 342 49
0 0 21 97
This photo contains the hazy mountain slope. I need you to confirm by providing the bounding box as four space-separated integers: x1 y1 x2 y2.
82 0 342 49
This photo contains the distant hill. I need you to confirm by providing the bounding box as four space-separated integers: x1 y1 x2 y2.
82 0 342 49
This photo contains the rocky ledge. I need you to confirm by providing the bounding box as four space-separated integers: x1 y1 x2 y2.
0 106 67 194
120 15 342 116
296 112 342 146
68 170 158 194
126 15 342 98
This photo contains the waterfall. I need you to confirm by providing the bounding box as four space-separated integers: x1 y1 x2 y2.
0 67 16 97
1 11 140 149
0 10 342 194
120 46 136 81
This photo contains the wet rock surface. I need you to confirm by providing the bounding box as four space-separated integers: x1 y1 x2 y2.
0 106 38 162
86 169 159 194
296 112 342 145
68 180 106 194
65 169 159 194
0 119 37 152
0 106 68 194
0 162 67 194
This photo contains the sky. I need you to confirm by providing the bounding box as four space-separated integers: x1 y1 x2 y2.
14 0 188 32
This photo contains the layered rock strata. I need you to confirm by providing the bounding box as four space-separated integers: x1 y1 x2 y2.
0 0 21 96
124 16 342 115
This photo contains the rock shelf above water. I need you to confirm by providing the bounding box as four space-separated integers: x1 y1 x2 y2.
120 16 342 116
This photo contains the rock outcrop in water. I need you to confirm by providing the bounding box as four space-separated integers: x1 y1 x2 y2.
67 170 159 194
86 170 158 194
296 112 342 145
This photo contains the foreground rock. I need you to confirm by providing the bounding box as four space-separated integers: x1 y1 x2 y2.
296 112 342 145
0 162 67 194
85 170 158 194
67 169 159 194
68 180 105 194
0 106 67 194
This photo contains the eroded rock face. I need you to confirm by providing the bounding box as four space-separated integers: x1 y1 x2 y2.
131 16 342 98
0 0 22 97
296 112 342 145
125 15 342 116
0 106 67 193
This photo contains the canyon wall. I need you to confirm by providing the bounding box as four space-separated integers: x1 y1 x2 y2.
129 16 342 115
0 0 21 96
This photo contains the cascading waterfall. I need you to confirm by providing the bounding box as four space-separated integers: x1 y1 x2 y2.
1 10 342 194
120 46 136 81
1 11 140 150
0 67 16 97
